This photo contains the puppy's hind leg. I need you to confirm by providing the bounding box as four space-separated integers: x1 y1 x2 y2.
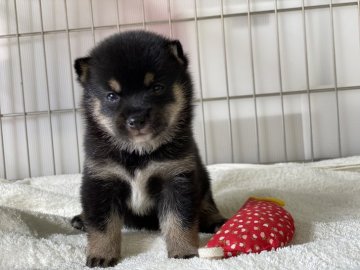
199 191 227 233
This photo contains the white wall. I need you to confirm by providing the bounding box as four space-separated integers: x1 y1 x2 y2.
0 0 359 179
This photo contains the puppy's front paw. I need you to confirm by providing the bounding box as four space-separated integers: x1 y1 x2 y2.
172 254 198 259
86 256 119 268
168 246 198 259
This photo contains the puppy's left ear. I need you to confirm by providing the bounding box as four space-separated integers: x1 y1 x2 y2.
168 40 188 68
74 57 91 84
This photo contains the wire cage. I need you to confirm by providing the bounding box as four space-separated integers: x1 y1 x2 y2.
0 0 360 180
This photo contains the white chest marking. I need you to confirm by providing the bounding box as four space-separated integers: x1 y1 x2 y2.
127 170 155 215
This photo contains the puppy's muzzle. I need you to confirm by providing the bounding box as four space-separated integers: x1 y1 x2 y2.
126 108 152 131
127 113 146 130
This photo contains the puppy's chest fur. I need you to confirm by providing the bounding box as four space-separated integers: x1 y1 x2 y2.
86 156 195 216
126 166 161 215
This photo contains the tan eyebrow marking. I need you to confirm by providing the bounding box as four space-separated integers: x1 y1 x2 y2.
108 78 121 93
144 72 155 87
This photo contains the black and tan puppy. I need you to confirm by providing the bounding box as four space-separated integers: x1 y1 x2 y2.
71 31 225 268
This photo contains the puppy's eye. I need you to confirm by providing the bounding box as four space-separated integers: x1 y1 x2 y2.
106 93 119 102
151 84 165 95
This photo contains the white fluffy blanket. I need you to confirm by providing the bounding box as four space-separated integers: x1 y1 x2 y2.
1 157 360 269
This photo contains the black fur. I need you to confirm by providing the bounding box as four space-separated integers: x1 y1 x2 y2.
73 31 225 267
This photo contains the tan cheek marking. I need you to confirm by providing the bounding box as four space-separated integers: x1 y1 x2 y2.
144 72 155 87
167 83 186 126
92 98 115 136
108 78 121 93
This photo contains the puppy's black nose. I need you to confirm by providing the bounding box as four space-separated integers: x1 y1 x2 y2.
126 114 146 130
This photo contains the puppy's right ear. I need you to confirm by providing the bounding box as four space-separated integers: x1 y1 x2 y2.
168 40 188 68
74 57 91 84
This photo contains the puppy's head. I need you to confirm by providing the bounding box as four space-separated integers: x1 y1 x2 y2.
75 31 193 154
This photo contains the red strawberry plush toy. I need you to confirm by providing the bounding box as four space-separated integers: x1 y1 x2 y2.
199 197 295 259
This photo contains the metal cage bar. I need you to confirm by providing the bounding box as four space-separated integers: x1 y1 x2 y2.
1 2 358 40
274 0 288 162
194 0 209 164
301 0 315 161
115 0 121 32
358 0 360 50
141 0 147 30
329 0 342 157
220 0 235 163
64 0 81 172
167 0 173 38
13 0 32 177
0 102 6 178
89 0 96 44
0 84 358 119
247 0 261 163
38 0 57 175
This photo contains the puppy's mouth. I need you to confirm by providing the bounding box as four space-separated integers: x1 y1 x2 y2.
127 125 153 142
